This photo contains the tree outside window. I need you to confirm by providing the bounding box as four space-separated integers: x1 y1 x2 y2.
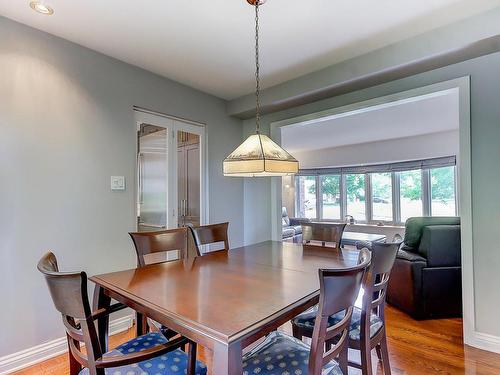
346 174 366 221
321 175 340 219
431 166 456 216
371 172 392 221
290 162 457 224
400 170 422 222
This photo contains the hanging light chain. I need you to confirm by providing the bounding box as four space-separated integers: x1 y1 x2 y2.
254 1 261 134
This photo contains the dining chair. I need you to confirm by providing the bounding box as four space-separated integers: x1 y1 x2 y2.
242 249 371 375
129 227 197 338
302 222 347 248
291 241 400 375
188 222 229 255
129 227 197 267
37 251 207 375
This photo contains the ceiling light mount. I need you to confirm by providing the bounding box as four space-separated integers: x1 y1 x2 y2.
29 1 54 15
247 0 267 5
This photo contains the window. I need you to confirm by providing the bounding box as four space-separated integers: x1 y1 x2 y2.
296 176 317 219
399 170 423 222
371 172 393 222
430 166 456 216
321 175 340 220
291 157 457 225
345 174 366 221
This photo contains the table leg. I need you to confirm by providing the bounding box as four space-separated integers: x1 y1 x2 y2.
136 312 148 336
213 341 242 375
92 285 111 353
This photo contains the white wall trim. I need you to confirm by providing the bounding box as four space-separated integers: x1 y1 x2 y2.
133 109 209 229
467 331 500 354
0 315 134 375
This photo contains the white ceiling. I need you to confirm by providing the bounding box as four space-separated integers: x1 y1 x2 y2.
281 90 459 153
1 1 500 99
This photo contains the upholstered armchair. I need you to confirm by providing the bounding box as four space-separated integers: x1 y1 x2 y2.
386 217 462 319
282 207 310 242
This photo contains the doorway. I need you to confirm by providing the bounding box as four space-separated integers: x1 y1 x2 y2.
269 77 473 346
134 109 206 231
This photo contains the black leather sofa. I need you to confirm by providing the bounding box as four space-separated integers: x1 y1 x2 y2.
386 217 462 319
282 207 310 242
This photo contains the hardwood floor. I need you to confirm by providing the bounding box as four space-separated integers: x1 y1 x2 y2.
13 306 500 375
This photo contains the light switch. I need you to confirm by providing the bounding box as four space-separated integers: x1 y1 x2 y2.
111 176 125 191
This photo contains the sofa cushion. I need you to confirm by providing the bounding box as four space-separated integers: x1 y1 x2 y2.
79 332 207 375
292 306 383 341
418 225 461 267
404 217 460 249
292 225 302 235
242 331 343 375
282 227 295 238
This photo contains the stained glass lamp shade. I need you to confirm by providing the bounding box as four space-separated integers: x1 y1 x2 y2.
223 134 299 177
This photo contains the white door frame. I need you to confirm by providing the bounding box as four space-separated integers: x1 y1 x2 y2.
134 108 208 229
270 77 475 348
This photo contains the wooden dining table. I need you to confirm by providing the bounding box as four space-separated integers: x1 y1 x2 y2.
90 240 360 375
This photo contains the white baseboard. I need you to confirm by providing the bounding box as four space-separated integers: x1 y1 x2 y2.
0 315 134 375
466 330 500 354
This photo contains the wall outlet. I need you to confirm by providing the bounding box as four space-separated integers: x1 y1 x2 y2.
111 176 125 191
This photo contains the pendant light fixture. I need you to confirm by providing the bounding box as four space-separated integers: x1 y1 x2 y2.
223 0 299 177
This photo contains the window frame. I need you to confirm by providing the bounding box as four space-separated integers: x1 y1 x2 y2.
294 160 458 226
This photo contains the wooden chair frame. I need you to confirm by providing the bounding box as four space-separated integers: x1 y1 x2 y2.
302 222 347 248
128 227 198 339
308 249 371 374
341 241 400 375
293 241 399 375
37 251 197 375
189 222 229 255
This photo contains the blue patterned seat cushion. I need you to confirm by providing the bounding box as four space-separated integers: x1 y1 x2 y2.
79 332 207 375
292 306 383 341
242 331 343 375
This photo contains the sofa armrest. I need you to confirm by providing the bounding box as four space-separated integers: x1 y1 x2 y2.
289 217 311 226
397 248 427 263
418 225 461 267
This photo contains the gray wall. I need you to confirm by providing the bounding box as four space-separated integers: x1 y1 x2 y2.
0 16 243 356
229 6 500 117
290 131 459 169
243 51 500 338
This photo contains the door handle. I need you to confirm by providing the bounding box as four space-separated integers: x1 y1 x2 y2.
138 153 144 204
180 199 186 218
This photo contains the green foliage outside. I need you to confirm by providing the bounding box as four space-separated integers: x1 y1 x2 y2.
431 167 455 201
321 176 340 202
345 174 365 201
400 170 422 201
304 167 454 203
372 173 391 199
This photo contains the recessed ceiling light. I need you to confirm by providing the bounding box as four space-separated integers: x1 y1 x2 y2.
29 1 54 15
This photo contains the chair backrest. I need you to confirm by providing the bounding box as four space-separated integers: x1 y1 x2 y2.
302 222 347 248
129 227 192 267
358 242 400 336
37 252 102 372
308 249 371 374
189 222 229 254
